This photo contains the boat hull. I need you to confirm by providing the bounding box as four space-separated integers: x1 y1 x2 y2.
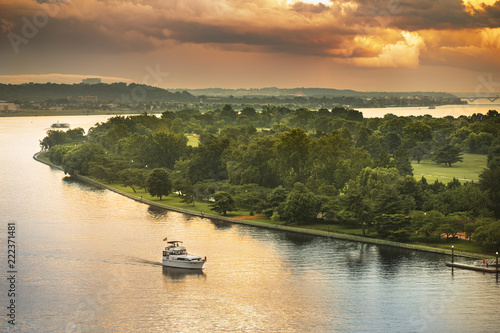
162 258 206 269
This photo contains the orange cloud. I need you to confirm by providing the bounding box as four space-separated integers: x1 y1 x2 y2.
349 31 425 68
463 0 498 14
1 0 499 83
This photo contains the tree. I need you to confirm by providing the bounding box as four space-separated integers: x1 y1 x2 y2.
373 214 413 241
240 106 257 118
142 131 188 169
282 182 318 225
210 191 236 215
40 129 68 150
220 104 237 121
118 168 147 193
342 167 415 235
261 185 288 218
88 163 115 183
308 133 371 191
479 157 500 218
187 136 230 182
61 142 106 176
231 184 268 214
473 218 500 250
439 214 465 240
402 121 433 149
410 210 444 237
273 128 311 186
146 168 172 200
432 145 463 167
392 146 413 176
409 141 431 164
381 132 401 155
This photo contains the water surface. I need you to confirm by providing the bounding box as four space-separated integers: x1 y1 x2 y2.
0 114 498 332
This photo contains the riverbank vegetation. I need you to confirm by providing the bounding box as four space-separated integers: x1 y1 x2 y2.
39 106 500 253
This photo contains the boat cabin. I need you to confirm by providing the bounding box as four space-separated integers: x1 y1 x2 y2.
163 241 188 256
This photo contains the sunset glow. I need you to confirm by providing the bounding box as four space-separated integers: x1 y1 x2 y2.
0 0 499 92
288 0 332 6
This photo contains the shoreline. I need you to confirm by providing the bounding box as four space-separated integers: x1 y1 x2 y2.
33 151 493 260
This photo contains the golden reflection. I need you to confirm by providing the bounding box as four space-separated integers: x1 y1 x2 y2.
154 212 342 330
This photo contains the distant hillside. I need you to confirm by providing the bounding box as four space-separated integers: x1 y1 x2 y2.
0 82 197 103
170 87 459 99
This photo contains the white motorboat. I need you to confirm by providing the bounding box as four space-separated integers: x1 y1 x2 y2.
162 241 206 269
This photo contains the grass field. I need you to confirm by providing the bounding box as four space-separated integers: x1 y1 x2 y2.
186 134 200 147
412 153 487 183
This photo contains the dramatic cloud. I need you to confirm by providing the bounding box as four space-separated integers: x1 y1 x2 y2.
350 31 425 68
0 0 499 90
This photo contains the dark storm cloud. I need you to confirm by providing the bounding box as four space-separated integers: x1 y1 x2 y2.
162 19 352 56
1 0 499 72
290 2 330 13
354 0 500 30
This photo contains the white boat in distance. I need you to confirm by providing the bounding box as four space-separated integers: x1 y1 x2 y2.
162 241 206 269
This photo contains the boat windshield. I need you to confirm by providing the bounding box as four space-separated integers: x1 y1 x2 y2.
169 249 187 255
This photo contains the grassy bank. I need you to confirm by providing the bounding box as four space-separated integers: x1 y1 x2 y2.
105 180 496 257
412 153 486 183
35 152 495 259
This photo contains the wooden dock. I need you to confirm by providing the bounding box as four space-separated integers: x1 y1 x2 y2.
446 262 499 273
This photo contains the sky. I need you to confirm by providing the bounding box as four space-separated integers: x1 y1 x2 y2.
1 0 500 92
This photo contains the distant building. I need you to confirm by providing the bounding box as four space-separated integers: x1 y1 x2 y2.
0 102 20 113
82 78 101 85
67 96 98 103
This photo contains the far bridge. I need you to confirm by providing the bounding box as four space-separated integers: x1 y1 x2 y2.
461 95 499 102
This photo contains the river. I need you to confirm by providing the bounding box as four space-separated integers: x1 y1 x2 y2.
0 110 499 332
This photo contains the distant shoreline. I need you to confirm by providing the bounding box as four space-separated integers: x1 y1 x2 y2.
1 109 143 117
33 151 493 260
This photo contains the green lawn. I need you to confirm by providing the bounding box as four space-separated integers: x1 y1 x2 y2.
186 134 200 147
412 153 487 183
104 181 254 218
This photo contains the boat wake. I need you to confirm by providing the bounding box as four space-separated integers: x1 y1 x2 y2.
124 256 163 267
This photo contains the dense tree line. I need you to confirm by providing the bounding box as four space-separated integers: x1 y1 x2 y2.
41 106 500 249
1 82 197 103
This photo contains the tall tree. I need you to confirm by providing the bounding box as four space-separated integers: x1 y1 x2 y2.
282 182 318 225
432 145 463 167
392 146 413 176
273 128 311 186
479 157 500 218
210 191 236 216
146 168 172 200
374 214 413 241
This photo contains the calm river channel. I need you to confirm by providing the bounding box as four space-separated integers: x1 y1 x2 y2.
1 108 499 332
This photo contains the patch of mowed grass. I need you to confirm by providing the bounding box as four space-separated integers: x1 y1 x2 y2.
305 222 366 235
411 236 493 254
412 153 487 183
186 134 199 147
100 180 254 217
